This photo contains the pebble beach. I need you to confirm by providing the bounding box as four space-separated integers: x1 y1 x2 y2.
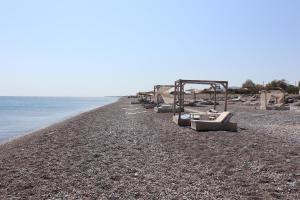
0 98 299 199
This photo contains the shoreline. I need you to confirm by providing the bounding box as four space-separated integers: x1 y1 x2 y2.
0 97 120 146
0 97 299 199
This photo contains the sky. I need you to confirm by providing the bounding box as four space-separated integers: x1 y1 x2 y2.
0 0 299 96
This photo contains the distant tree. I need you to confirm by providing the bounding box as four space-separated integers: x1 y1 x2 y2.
298 81 300 88
287 85 299 94
255 84 265 92
242 79 256 89
278 79 289 91
241 79 263 94
266 79 288 91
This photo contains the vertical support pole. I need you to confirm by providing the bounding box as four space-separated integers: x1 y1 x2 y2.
182 83 185 112
154 86 156 104
265 91 268 109
179 80 182 120
156 86 159 105
224 82 228 111
173 82 177 116
210 84 216 110
213 84 217 110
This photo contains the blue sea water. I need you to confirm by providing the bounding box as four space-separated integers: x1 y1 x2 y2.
0 96 118 143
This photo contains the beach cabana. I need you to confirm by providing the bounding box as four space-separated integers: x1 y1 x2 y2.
153 85 182 113
153 85 174 105
139 91 156 108
172 79 237 131
132 91 154 105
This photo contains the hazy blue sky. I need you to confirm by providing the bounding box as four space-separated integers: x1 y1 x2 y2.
0 0 299 96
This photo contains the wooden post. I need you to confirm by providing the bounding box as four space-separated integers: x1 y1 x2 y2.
213 84 217 110
179 80 182 120
173 82 177 116
182 83 185 111
224 82 228 111
156 86 159 104
154 86 156 104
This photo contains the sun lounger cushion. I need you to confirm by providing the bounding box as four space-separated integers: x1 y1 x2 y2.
214 112 233 123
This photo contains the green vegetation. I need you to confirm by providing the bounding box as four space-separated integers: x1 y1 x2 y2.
265 79 288 91
242 79 256 90
239 79 299 94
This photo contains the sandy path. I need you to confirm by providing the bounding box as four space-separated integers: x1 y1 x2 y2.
0 98 299 199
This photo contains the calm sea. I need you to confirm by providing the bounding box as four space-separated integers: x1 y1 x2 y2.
0 96 118 143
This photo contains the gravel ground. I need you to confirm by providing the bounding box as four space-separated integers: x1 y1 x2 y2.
0 98 299 199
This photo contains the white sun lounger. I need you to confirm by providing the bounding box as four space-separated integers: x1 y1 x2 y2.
190 111 237 132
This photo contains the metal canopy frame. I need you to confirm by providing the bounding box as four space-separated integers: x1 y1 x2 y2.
173 79 229 120
153 85 174 104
